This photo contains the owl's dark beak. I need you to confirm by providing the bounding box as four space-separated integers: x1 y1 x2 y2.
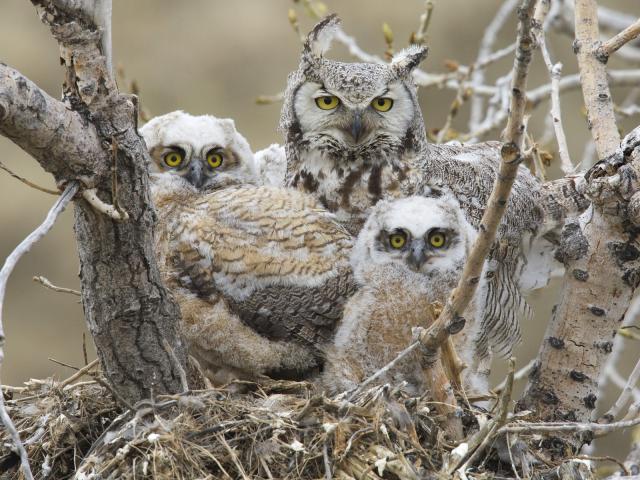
350 111 364 143
185 160 205 189
407 241 428 272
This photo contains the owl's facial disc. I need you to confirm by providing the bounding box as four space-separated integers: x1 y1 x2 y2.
377 222 457 273
295 81 413 149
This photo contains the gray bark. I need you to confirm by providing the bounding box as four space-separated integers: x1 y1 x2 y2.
517 0 640 459
0 0 187 404
518 127 640 456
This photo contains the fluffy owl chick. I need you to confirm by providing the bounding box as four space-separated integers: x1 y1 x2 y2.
152 174 356 383
140 110 259 190
321 194 487 397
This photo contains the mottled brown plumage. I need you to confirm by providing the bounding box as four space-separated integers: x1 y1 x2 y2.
152 175 356 381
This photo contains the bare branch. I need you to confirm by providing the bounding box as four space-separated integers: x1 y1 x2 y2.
598 17 640 62
418 0 539 356
161 339 189 394
81 188 129 221
469 0 519 131
574 0 621 158
493 359 537 394
59 358 99 389
411 0 434 45
538 33 574 173
499 415 640 436
0 160 59 195
0 182 78 480
446 358 516 475
550 2 640 63
528 69 640 108
0 65 109 187
32 275 81 296
604 355 640 421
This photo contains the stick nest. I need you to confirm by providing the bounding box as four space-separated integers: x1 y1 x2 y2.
3 365 599 479
0 368 494 480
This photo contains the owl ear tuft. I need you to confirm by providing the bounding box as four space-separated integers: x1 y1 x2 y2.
303 14 341 61
390 45 428 77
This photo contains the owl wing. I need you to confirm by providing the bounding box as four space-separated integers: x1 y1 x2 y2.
416 142 545 243
412 143 546 356
164 185 357 351
475 243 533 358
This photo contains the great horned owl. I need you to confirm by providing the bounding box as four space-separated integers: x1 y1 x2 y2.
150 173 356 382
321 194 487 396
280 15 428 232
280 15 588 358
141 110 267 189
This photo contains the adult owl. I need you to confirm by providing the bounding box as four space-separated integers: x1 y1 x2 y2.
145 179 356 383
141 110 286 189
321 194 487 396
280 15 588 357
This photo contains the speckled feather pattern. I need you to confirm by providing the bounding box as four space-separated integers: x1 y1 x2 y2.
279 16 587 357
152 177 356 380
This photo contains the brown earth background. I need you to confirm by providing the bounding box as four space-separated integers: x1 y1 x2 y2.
0 0 637 461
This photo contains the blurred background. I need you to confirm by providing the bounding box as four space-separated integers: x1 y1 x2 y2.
0 0 637 462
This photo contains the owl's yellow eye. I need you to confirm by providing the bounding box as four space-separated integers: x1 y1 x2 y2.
206 151 223 169
164 151 184 168
371 97 393 112
429 231 446 248
389 232 407 249
315 95 340 110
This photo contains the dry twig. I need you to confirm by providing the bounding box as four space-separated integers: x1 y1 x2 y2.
32 275 81 296
0 160 59 195
604 355 640 421
598 17 640 62
81 188 129 221
538 30 574 173
469 0 519 131
0 181 78 480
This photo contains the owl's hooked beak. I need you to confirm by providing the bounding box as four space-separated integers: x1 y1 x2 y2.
349 110 364 144
407 241 428 272
185 160 205 189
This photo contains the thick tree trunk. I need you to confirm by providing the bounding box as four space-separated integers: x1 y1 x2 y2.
518 0 640 457
0 0 186 404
